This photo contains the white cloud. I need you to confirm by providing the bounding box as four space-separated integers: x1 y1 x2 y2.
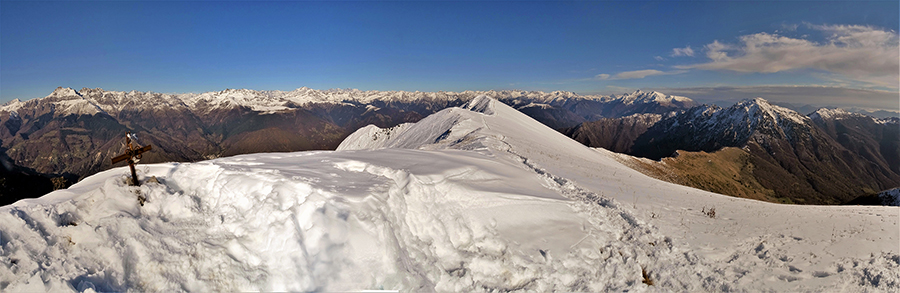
679 24 899 89
595 69 686 80
671 46 694 57
654 56 666 61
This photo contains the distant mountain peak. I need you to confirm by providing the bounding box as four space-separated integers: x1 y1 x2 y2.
48 86 81 98
630 97 817 160
731 97 808 126
809 107 863 121
616 90 695 107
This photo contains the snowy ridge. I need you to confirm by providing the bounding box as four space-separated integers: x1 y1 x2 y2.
877 117 900 125
54 98 106 116
337 97 898 290
1 97 897 291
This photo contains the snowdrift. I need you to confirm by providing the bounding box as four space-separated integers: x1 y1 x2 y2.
1 96 897 292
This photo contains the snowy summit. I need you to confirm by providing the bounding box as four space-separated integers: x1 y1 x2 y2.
0 96 897 292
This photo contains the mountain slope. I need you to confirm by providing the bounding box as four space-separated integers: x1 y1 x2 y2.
810 108 900 174
0 154 74 206
621 98 900 204
562 113 664 153
1 96 895 291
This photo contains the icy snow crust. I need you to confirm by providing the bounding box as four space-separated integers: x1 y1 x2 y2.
2 97 898 292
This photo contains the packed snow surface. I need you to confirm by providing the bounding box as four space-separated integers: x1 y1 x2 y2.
2 97 898 292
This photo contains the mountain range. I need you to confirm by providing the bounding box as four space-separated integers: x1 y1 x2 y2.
0 87 694 204
2 86 896 206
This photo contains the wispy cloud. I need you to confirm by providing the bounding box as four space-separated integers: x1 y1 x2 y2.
670 46 694 57
595 69 687 80
678 24 899 89
654 56 666 61
780 23 799 32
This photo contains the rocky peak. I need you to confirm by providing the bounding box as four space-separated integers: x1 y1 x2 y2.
47 87 82 98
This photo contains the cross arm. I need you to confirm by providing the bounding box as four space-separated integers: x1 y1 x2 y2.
134 145 152 156
111 153 130 164
111 145 152 164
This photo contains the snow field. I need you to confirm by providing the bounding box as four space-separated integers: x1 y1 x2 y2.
1 148 713 291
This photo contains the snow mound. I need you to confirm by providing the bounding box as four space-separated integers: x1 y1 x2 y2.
2 97 897 292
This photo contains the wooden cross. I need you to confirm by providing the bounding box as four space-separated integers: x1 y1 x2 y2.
111 131 152 186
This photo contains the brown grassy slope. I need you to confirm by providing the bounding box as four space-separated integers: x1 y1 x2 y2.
615 147 781 202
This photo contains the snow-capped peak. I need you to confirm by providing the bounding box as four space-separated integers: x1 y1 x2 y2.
617 90 695 107
38 87 106 116
0 98 24 114
47 87 82 98
809 107 863 121
734 97 808 125
639 97 816 155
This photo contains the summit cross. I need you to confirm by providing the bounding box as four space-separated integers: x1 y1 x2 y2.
111 132 152 186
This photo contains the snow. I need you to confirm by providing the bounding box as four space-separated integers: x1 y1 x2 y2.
336 123 413 151
669 98 814 144
47 87 81 98
610 90 696 108
54 98 105 116
670 95 693 103
809 107 857 121
0 99 24 114
517 102 553 110
742 98 808 125
877 117 900 125
810 107 895 125
1 97 897 292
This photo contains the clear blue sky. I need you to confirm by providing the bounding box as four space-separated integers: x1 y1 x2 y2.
2 1 898 110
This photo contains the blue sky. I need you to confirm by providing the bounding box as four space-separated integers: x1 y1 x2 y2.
1 1 898 110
